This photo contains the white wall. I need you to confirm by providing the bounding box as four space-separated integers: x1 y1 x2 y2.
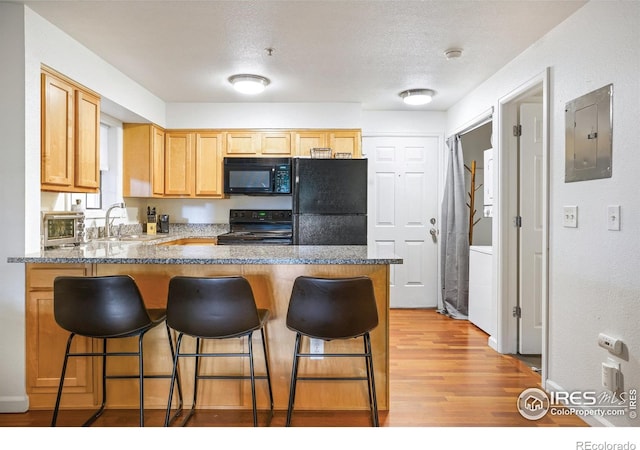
167 102 362 129
447 1 639 426
0 4 167 412
0 2 28 413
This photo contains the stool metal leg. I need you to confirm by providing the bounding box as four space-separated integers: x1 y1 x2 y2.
364 333 379 426
164 323 183 424
248 332 258 427
285 333 303 427
138 333 145 427
51 333 75 426
260 327 274 415
165 332 184 427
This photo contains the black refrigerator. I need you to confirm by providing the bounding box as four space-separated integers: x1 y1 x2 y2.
292 158 368 245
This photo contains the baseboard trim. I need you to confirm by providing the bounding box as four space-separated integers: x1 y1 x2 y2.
0 395 29 413
488 335 498 352
545 379 610 427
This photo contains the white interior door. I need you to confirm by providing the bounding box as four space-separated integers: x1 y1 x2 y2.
365 136 439 308
518 103 544 354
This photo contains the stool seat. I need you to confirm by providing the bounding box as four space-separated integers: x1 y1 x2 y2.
164 276 273 427
286 276 379 426
51 275 182 427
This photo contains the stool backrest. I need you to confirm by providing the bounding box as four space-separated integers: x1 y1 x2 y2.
286 276 378 339
167 276 261 338
53 276 153 337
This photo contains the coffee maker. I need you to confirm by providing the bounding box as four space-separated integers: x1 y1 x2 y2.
158 214 170 233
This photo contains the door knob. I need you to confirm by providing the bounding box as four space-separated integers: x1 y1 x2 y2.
429 228 437 243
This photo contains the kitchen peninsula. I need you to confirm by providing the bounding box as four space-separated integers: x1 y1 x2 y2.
8 239 401 414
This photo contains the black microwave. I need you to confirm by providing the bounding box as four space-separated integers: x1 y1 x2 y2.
223 157 292 195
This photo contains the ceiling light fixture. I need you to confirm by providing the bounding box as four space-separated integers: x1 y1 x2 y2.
228 74 270 95
399 89 435 106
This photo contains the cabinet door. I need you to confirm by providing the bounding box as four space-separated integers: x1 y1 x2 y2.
226 132 259 156
329 130 362 158
194 132 223 197
151 126 165 196
164 132 192 196
26 264 96 409
261 132 293 156
294 131 327 157
41 73 74 190
123 124 165 197
74 90 100 191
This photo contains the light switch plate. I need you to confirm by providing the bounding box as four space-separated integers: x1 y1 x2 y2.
607 205 620 231
563 206 578 228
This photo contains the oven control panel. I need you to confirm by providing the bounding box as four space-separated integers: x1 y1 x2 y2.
230 209 292 224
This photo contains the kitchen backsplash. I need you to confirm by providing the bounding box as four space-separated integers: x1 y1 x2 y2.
84 222 229 241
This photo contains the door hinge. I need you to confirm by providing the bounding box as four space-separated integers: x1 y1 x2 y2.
513 124 522 137
514 216 522 227
513 306 522 318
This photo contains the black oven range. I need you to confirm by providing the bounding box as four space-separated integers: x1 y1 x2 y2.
216 209 293 245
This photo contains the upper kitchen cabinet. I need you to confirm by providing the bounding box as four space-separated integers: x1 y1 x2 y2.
294 129 362 158
194 132 224 197
164 130 224 198
123 123 165 197
41 68 100 193
225 130 293 157
328 130 362 158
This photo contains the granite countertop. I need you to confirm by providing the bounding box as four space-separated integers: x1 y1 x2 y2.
7 228 403 265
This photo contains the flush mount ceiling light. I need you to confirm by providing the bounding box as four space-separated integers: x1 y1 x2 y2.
399 89 435 106
228 74 270 95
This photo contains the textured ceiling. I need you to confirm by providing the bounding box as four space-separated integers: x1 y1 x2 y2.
15 0 587 110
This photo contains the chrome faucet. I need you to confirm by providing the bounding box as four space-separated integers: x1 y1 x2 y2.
105 202 126 238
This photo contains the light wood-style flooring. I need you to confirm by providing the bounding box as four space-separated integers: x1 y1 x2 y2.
0 308 586 427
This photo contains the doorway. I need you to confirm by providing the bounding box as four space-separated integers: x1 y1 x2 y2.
496 69 550 386
364 135 441 308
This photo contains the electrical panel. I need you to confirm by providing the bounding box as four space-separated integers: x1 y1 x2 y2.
565 84 613 182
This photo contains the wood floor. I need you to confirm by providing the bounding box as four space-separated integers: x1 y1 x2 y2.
0 308 586 427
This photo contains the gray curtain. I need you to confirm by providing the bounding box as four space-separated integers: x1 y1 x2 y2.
439 135 469 319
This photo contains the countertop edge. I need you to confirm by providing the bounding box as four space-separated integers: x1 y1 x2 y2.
8 256 403 265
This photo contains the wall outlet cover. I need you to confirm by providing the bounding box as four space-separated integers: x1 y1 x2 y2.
563 206 578 228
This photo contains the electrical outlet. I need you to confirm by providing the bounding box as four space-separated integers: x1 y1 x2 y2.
309 338 324 360
598 333 623 355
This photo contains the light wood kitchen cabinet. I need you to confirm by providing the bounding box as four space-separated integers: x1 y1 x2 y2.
164 130 224 198
329 130 362 157
26 264 97 409
294 129 361 158
225 130 293 157
194 132 224 197
122 127 362 199
295 131 327 157
123 123 165 197
41 68 100 193
164 132 192 196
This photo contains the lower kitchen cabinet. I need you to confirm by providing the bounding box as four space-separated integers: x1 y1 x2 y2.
26 264 97 409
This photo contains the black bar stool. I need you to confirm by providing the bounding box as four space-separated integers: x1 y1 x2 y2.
285 276 379 426
51 275 183 427
164 276 273 427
